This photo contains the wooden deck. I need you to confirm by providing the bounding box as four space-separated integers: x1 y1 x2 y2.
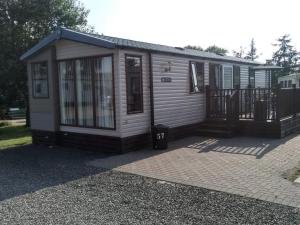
202 85 300 138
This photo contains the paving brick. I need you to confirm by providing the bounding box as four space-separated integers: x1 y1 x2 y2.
88 135 300 208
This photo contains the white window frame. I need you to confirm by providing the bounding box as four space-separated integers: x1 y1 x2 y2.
222 65 233 89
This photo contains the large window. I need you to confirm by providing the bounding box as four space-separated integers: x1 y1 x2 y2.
58 55 115 129
32 62 49 98
190 61 204 93
125 55 143 114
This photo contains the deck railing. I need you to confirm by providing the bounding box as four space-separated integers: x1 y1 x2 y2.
206 85 300 122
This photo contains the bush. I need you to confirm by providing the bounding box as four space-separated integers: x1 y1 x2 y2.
0 106 7 120
0 121 10 127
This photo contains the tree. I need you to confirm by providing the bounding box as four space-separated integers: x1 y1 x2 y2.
0 0 92 125
272 34 299 76
184 45 203 51
205 45 228 56
244 38 259 61
232 46 245 58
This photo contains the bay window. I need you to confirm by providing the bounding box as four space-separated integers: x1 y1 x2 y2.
58 55 115 129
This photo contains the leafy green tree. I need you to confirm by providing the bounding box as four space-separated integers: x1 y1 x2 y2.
245 38 259 61
0 0 92 125
205 45 228 56
184 45 204 51
272 34 299 76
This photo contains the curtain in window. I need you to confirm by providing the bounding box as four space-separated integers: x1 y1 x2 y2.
75 59 94 127
95 56 114 128
58 61 76 125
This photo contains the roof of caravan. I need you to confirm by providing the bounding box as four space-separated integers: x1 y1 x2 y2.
252 65 282 70
21 27 261 65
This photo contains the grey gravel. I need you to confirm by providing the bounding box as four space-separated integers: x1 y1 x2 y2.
0 145 299 225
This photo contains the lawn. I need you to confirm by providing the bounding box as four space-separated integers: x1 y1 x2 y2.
0 120 32 149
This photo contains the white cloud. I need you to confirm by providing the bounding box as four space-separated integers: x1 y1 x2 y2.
83 0 300 62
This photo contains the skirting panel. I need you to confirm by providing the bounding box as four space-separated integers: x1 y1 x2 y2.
31 122 202 153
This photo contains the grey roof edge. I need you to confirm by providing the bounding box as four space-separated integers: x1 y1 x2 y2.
252 65 282 70
20 28 116 61
20 30 60 61
21 27 260 66
117 44 261 66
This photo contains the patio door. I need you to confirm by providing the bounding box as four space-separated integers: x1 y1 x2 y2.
223 65 233 89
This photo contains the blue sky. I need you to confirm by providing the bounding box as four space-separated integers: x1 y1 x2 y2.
82 0 300 62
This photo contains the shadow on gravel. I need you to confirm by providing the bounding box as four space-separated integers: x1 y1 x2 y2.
0 145 109 202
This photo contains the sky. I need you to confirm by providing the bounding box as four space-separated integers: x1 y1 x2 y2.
82 0 300 63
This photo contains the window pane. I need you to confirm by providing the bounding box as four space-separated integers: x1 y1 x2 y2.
191 63 199 92
223 66 233 89
249 69 255 88
58 61 76 125
33 80 48 97
233 65 240 88
190 62 204 92
32 62 48 98
95 56 114 128
75 59 94 127
126 56 143 113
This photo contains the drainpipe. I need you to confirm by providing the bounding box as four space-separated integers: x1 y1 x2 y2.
148 51 155 129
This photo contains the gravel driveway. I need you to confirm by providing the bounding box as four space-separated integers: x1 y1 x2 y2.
0 145 299 225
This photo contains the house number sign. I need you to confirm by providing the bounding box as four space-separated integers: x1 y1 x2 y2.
161 77 172 83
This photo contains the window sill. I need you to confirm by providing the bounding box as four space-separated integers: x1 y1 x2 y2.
127 111 144 115
60 124 116 131
189 91 204 95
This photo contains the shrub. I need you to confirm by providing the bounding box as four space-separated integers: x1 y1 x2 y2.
0 121 10 127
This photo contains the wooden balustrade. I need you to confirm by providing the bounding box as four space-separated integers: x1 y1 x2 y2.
205 85 299 122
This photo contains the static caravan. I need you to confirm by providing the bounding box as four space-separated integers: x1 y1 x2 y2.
21 28 278 153
278 73 300 88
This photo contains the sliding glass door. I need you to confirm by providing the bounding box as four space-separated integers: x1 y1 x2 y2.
58 55 115 129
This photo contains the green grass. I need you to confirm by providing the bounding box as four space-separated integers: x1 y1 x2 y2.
0 123 32 149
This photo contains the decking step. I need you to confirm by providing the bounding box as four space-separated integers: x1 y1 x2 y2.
196 128 234 138
197 120 237 138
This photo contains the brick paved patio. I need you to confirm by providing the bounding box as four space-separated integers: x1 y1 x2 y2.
88 134 300 207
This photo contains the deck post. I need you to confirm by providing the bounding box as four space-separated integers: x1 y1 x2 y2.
206 85 210 119
235 85 240 120
292 84 296 117
275 85 281 122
